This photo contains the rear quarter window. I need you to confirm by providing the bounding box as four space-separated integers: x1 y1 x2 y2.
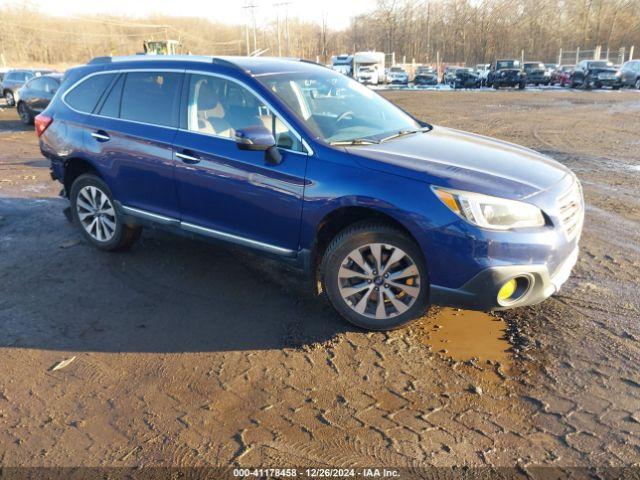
65 74 116 113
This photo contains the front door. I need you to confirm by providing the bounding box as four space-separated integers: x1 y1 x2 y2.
172 73 309 253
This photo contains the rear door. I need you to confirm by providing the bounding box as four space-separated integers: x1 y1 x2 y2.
77 70 184 219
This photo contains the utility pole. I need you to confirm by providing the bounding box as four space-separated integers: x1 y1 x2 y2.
273 2 291 57
242 2 258 55
276 7 281 56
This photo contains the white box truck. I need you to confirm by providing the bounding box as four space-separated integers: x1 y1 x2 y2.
354 51 386 85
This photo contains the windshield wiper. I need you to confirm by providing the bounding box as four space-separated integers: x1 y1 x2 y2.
330 138 380 146
380 126 432 143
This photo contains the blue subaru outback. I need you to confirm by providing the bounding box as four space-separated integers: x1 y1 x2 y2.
37 55 584 330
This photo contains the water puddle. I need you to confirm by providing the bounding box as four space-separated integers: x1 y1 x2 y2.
418 307 512 367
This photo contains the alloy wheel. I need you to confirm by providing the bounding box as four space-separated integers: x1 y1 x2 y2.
337 243 421 320
5 91 14 105
76 186 117 242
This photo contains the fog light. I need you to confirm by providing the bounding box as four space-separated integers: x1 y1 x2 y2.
497 279 517 301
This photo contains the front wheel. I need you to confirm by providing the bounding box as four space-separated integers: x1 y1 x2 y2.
321 223 429 330
636 78 640 90
17 102 33 124
70 174 142 251
4 90 15 107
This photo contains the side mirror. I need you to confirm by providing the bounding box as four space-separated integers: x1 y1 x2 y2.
235 126 276 151
235 126 282 165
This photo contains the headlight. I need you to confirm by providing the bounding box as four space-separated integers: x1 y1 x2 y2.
432 187 545 230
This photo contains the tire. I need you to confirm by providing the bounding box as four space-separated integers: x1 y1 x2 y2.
4 90 15 107
17 102 33 125
320 222 429 330
518 81 525 90
636 78 640 90
70 173 141 251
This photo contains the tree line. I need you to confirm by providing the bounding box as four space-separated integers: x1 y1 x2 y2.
1 0 638 68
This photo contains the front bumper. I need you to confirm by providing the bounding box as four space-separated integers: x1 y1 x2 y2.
494 77 523 86
430 246 579 310
592 78 620 87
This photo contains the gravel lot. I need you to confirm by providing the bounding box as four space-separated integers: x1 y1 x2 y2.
1 89 639 473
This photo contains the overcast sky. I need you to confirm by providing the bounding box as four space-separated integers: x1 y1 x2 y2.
10 0 376 30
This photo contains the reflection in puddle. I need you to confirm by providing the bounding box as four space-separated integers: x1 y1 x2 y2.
418 307 512 367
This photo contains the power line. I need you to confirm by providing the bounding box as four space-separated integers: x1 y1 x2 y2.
66 16 171 29
0 21 165 38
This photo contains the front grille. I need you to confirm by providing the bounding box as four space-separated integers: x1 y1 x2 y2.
557 181 584 241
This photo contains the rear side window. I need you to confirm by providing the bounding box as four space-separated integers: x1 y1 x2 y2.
120 72 181 127
65 74 116 113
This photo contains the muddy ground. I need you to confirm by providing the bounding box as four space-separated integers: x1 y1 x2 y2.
1 90 639 473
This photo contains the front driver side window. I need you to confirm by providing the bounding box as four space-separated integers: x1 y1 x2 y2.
187 74 304 152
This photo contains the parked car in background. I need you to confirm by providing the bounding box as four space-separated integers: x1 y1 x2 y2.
451 68 480 89
387 66 409 85
550 65 574 86
413 67 438 86
523 62 550 85
544 63 558 78
475 64 491 85
356 65 380 85
570 60 621 89
330 54 353 77
442 66 460 85
618 60 640 89
1 69 53 106
16 73 63 124
37 55 583 330
487 59 525 89
0 68 11 85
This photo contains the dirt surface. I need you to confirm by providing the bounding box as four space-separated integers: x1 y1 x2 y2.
1 90 639 472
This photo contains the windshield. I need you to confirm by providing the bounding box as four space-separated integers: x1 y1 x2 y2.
587 61 611 69
497 60 519 69
257 70 421 144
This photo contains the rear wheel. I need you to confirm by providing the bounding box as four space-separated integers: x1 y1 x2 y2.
4 90 15 107
635 78 640 90
70 174 141 251
17 102 33 125
321 223 429 330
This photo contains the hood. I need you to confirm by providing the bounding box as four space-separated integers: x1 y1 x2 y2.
345 126 572 200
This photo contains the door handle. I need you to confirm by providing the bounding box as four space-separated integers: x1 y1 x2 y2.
91 131 110 142
176 151 201 164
